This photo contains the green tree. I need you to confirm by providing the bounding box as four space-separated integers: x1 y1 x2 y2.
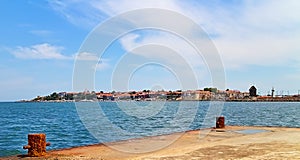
50 92 59 100
204 88 217 93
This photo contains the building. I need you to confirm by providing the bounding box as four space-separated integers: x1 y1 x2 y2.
271 87 275 97
249 86 257 97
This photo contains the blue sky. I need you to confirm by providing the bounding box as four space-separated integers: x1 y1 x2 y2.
1 0 300 101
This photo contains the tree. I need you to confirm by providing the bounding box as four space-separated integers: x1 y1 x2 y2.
204 88 217 93
65 93 74 100
50 92 59 100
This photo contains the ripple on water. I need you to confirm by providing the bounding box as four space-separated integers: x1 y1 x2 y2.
1 102 300 157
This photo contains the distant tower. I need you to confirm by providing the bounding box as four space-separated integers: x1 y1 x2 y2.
249 86 257 97
271 87 275 97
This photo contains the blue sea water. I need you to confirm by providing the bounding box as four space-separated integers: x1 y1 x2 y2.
0 101 300 157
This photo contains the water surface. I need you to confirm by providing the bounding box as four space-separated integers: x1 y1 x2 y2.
0 101 299 157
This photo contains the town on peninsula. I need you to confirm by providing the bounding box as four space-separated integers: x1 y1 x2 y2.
24 86 300 102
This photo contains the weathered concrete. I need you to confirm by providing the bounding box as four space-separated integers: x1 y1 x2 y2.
3 126 300 160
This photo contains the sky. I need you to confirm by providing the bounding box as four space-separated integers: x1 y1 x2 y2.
1 0 300 101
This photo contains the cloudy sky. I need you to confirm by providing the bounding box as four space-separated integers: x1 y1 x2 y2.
1 0 300 101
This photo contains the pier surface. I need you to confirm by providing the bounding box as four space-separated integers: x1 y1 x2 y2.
3 126 300 160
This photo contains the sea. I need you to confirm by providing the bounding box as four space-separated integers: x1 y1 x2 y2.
0 101 300 157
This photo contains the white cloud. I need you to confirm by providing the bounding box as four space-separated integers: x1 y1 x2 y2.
9 43 70 60
114 0 300 69
119 34 140 51
48 0 300 69
75 52 99 61
74 52 110 70
119 32 206 69
47 0 186 29
210 1 300 68
92 0 183 16
47 0 105 29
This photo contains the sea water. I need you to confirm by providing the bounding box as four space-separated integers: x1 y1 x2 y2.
0 101 300 157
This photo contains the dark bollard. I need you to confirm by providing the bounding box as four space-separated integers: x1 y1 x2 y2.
216 117 225 128
23 133 50 157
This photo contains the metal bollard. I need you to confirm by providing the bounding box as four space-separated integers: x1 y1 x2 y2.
23 133 50 157
216 116 225 128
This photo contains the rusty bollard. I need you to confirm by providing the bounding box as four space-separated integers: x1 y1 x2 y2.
23 133 50 157
216 116 225 128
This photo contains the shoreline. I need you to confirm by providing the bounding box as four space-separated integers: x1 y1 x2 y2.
3 125 300 159
13 99 300 103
